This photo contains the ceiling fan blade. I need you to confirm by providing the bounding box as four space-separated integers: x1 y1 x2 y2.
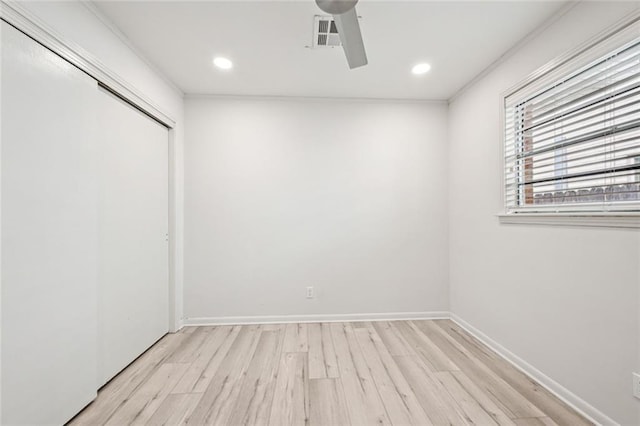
333 7 367 69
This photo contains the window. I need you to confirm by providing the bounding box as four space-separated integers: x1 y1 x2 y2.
503 18 640 215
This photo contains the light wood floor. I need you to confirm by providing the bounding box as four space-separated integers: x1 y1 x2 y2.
69 320 591 426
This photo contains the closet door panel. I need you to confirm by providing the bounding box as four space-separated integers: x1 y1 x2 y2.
1 22 99 425
97 91 169 385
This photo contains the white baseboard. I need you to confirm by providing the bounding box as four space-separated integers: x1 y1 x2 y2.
450 313 618 426
172 319 185 333
183 311 450 326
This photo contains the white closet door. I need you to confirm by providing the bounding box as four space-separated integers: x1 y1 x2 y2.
97 89 169 385
1 22 99 425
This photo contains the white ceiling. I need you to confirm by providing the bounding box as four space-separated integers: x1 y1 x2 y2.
94 1 567 100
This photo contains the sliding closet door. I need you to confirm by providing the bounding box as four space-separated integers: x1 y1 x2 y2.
97 90 169 385
1 22 99 424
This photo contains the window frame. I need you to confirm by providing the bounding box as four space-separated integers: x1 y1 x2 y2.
499 10 640 228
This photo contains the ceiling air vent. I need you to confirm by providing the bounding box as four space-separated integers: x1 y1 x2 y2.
313 15 341 48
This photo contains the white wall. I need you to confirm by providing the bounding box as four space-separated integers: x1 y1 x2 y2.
17 1 185 329
448 2 640 425
184 97 448 321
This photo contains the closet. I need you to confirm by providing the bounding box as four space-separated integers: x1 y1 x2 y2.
1 21 170 424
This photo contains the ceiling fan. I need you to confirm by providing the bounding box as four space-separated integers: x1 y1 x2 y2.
315 0 368 69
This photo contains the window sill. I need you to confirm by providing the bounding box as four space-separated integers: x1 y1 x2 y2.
497 212 640 229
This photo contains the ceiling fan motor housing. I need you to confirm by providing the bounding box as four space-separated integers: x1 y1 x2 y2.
315 0 358 15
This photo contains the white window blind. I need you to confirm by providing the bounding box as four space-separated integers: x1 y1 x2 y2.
504 27 640 214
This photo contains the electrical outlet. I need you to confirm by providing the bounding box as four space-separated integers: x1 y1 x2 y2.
633 372 640 399
306 286 314 299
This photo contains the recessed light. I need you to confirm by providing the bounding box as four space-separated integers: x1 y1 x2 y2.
213 57 233 70
412 63 431 75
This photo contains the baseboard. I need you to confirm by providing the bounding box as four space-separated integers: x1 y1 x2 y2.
183 311 450 326
172 319 185 333
450 313 618 426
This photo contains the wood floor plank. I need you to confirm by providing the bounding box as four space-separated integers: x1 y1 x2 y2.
394 320 459 371
104 362 189 426
185 325 262 425
413 320 546 419
394 355 468 426
320 323 339 377
282 323 309 353
354 327 432 426
330 322 391 426
352 321 370 329
228 330 283 425
448 370 517 426
145 393 201 426
186 325 242 393
434 371 500 425
69 333 187 426
308 379 351 426
434 320 591 426
171 325 239 394
372 321 414 356
513 417 559 426
308 323 339 379
166 326 212 363
268 352 309 426
409 320 461 369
